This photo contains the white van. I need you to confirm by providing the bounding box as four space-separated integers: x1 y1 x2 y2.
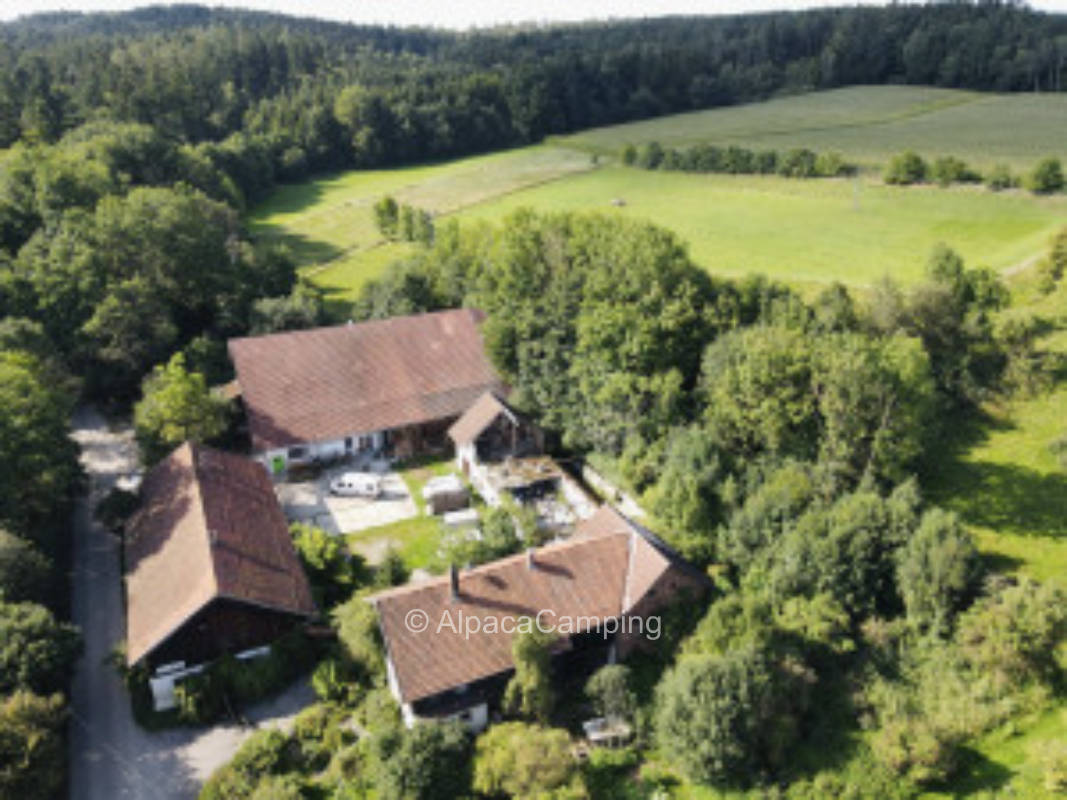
329 472 382 498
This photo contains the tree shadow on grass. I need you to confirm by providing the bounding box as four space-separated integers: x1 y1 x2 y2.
251 175 334 217
255 227 348 266
929 745 1015 797
942 459 1067 539
922 408 1067 540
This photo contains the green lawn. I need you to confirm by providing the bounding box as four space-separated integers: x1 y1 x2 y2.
923 386 1067 584
557 86 1067 171
344 456 460 572
923 277 1067 583
916 274 1067 798
346 515 442 573
454 167 1067 286
250 144 593 303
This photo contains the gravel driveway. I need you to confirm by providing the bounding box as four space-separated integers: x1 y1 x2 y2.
68 407 314 800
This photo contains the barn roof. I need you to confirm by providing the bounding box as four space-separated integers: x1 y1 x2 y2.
446 390 519 447
124 442 316 665
228 309 505 452
370 504 703 703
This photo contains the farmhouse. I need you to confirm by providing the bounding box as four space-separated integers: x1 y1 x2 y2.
124 442 317 706
369 504 708 731
228 308 506 474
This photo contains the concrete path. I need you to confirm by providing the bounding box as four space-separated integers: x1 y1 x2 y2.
68 407 314 800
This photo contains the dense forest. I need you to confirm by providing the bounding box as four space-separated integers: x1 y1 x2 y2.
1 2 1067 797
3 1 1067 407
3 2 1067 197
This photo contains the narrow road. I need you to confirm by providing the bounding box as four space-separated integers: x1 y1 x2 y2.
68 406 314 800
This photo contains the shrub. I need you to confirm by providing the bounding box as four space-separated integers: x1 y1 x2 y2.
374 547 409 588
473 722 581 799
0 691 67 799
0 529 52 605
291 703 349 772
814 150 851 177
930 156 980 187
585 664 636 722
985 163 1016 191
955 578 1067 688
620 144 637 166
870 715 959 785
370 719 471 800
93 487 140 533
654 647 804 786
290 522 364 608
0 600 82 695
1027 156 1065 194
332 593 385 684
199 729 295 800
174 671 225 725
884 151 928 185
778 147 817 178
636 141 664 169
173 632 318 726
896 509 981 635
311 655 365 706
354 687 402 735
247 774 305 800
754 149 778 174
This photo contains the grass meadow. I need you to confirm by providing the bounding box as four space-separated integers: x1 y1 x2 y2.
250 144 592 303
556 85 1067 171
454 166 1067 286
251 87 1067 300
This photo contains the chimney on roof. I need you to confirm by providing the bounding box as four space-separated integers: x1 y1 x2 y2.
526 547 536 570
449 563 460 602
209 529 218 546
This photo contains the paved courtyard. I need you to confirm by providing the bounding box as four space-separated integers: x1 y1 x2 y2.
275 464 419 534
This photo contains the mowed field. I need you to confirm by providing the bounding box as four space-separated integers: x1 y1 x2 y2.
453 167 1066 285
557 85 1067 170
250 145 593 303
252 86 1067 299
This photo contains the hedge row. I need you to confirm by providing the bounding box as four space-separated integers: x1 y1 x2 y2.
621 142 856 178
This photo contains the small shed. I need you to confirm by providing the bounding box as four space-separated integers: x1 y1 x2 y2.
422 474 470 515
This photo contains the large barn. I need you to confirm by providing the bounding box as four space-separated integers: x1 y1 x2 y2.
124 442 317 702
228 308 507 474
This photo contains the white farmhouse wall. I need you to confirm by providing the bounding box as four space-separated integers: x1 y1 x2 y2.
258 430 388 475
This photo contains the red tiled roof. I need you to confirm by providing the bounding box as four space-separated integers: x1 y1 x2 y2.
447 390 517 446
371 505 690 704
228 309 506 452
124 443 316 665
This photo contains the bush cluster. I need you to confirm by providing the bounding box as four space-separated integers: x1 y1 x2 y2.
885 150 1065 193
622 141 855 178
169 632 319 725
